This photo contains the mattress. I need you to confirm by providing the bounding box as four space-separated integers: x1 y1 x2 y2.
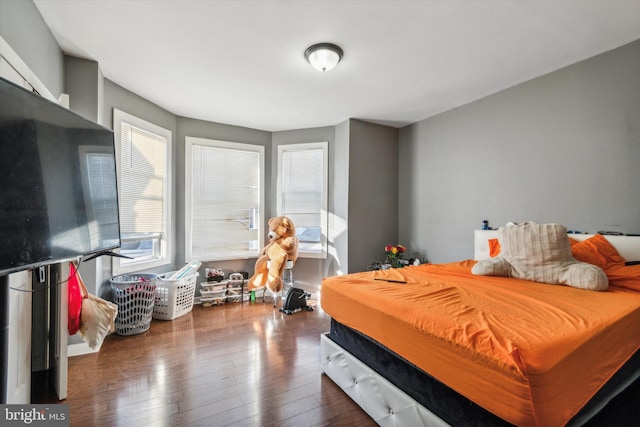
320 261 640 426
326 319 640 426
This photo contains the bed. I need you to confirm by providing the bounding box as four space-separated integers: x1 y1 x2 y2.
320 229 640 427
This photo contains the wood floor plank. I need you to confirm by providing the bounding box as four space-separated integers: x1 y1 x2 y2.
33 300 375 426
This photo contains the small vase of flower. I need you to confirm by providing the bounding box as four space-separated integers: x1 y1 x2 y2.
384 244 406 268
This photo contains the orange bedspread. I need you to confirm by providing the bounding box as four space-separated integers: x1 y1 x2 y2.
320 261 640 427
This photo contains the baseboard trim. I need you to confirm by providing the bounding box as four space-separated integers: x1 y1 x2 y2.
67 340 99 357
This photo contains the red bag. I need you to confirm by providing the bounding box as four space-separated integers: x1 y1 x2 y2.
68 262 82 335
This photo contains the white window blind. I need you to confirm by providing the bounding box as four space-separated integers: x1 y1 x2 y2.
186 137 264 261
277 142 328 258
113 109 172 273
86 152 118 224
119 123 166 234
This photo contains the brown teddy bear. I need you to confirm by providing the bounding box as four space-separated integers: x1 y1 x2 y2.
247 216 299 305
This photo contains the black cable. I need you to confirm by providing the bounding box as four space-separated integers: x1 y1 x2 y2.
8 261 81 293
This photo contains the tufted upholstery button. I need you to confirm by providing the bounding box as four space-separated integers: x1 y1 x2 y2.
321 333 445 427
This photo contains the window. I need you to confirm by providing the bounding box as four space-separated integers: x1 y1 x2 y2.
113 109 172 273
277 142 328 258
185 137 264 261
80 148 120 249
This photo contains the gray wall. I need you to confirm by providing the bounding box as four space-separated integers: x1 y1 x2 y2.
176 117 272 283
348 119 399 272
399 39 640 263
13 0 638 280
103 83 275 289
333 120 351 275
271 120 399 280
0 0 64 98
101 79 178 289
65 56 101 123
272 126 342 289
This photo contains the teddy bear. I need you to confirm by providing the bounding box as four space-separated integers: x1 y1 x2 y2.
247 216 299 305
472 222 608 291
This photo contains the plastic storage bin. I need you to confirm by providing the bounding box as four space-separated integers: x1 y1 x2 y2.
153 272 198 320
111 273 158 335
200 281 228 292
200 280 228 305
226 273 244 303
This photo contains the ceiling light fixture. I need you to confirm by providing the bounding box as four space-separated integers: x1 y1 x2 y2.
304 43 343 72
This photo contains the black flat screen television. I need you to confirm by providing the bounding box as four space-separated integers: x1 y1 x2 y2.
0 77 121 276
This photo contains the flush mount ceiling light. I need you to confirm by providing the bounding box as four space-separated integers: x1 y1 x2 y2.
304 43 343 72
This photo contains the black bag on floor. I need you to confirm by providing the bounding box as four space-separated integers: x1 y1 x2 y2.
280 287 313 315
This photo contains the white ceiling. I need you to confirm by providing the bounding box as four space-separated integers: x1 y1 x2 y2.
34 0 640 132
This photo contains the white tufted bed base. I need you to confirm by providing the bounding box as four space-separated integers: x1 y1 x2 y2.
322 325 640 427
320 333 450 427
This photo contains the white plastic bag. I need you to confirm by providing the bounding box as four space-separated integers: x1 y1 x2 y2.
77 268 118 349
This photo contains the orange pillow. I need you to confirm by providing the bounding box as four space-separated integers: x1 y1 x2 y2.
488 238 501 257
570 234 626 272
606 264 640 292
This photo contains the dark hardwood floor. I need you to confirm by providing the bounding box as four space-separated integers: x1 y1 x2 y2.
34 299 376 427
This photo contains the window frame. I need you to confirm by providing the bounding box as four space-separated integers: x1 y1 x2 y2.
276 141 328 259
112 109 173 274
185 137 265 262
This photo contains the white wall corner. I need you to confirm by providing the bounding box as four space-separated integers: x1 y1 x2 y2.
58 93 70 108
